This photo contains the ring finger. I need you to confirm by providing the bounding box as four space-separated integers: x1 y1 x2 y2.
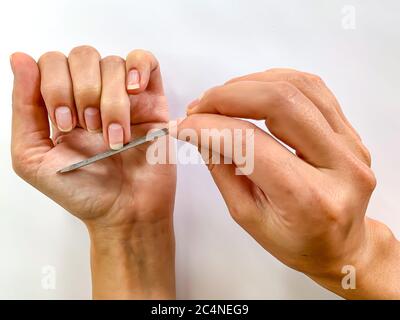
100 56 131 150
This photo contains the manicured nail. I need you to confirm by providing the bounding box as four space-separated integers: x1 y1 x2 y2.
84 107 101 133
108 123 124 150
55 106 73 132
127 69 140 90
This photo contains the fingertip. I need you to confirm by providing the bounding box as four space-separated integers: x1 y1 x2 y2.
9 52 36 73
55 106 74 132
108 123 124 150
11 52 42 107
126 49 157 93
84 107 102 133
126 68 141 92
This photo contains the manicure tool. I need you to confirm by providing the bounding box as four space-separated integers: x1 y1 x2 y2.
57 128 168 174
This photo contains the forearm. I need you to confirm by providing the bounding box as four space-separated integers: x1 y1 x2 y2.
309 218 400 299
86 219 175 300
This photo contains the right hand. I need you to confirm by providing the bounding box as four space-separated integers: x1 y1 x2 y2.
177 69 398 298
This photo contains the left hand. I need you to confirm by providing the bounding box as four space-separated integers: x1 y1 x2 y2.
10 47 176 299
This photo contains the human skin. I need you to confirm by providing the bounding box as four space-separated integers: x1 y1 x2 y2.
177 69 400 299
10 47 176 299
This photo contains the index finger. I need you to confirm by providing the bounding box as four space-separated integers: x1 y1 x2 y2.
187 81 348 169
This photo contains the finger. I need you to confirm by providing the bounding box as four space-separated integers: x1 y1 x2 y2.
38 51 77 132
68 45 102 132
100 56 131 150
187 81 347 168
175 114 316 204
225 69 371 166
10 53 52 179
125 49 168 124
226 69 351 133
125 49 163 94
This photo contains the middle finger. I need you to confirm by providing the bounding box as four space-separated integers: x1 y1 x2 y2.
68 45 102 132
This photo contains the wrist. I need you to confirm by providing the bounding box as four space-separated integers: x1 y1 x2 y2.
308 217 400 299
86 218 176 299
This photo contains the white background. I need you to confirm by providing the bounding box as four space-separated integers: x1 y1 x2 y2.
0 0 399 299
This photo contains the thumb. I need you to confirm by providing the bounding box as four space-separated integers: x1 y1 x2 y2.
10 53 52 178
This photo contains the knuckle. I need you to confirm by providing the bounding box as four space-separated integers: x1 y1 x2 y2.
265 67 296 74
101 55 124 65
126 49 158 71
302 72 324 85
40 82 71 100
303 186 343 225
365 170 377 192
358 143 372 166
127 49 154 61
352 163 377 193
264 67 281 73
74 83 101 102
288 71 324 88
69 45 100 59
224 75 243 85
40 81 70 100
272 81 301 103
297 73 326 93
321 198 345 224
228 204 253 225
38 51 65 64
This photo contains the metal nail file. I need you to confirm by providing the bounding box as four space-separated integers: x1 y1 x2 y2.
57 128 169 174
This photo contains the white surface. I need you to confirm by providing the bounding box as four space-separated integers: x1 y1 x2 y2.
0 0 399 299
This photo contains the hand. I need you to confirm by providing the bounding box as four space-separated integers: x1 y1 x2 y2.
177 68 400 299
10 47 176 299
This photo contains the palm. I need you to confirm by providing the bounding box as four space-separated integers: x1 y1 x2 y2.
34 123 175 223
31 88 175 224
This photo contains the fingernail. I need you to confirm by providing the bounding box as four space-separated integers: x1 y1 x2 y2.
84 107 101 133
55 106 73 132
108 123 124 150
127 69 140 90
